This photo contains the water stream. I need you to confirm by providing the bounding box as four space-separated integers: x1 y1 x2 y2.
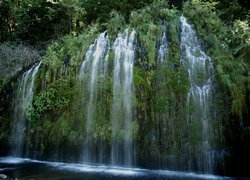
180 15 215 173
111 29 136 166
4 16 226 178
79 32 110 163
10 62 41 157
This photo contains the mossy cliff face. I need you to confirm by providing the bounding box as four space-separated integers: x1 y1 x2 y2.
0 1 249 177
0 44 41 155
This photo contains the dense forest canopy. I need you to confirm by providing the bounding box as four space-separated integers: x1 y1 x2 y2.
0 0 249 43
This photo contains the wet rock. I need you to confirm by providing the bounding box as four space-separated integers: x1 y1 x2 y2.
0 174 7 179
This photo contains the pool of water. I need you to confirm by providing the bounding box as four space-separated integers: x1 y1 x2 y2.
0 157 230 179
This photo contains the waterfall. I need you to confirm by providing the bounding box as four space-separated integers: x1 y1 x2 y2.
180 16 214 173
79 32 109 163
158 25 168 64
111 29 136 166
10 62 41 157
79 29 136 165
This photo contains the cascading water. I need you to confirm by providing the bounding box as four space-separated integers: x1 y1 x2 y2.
180 15 215 173
79 32 109 163
111 29 136 166
10 62 41 157
158 25 168 64
7 20 216 173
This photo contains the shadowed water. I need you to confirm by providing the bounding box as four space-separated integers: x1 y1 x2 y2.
0 157 230 180
10 62 41 157
180 15 215 173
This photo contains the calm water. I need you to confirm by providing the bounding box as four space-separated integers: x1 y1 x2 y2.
0 157 230 180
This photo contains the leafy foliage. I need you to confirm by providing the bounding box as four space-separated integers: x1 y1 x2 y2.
183 0 249 116
27 78 75 121
0 0 249 176
81 0 153 24
0 0 85 43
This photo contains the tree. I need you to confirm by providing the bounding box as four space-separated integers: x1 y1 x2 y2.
81 0 153 24
0 0 14 41
0 0 85 44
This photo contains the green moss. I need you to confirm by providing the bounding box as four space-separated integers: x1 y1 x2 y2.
3 1 246 165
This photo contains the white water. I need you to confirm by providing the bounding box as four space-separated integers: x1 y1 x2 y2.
180 15 214 173
10 62 42 157
0 157 230 179
158 25 168 63
79 32 110 162
7 17 220 174
111 29 136 166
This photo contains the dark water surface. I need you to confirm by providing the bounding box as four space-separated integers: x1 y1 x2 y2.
0 157 230 179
